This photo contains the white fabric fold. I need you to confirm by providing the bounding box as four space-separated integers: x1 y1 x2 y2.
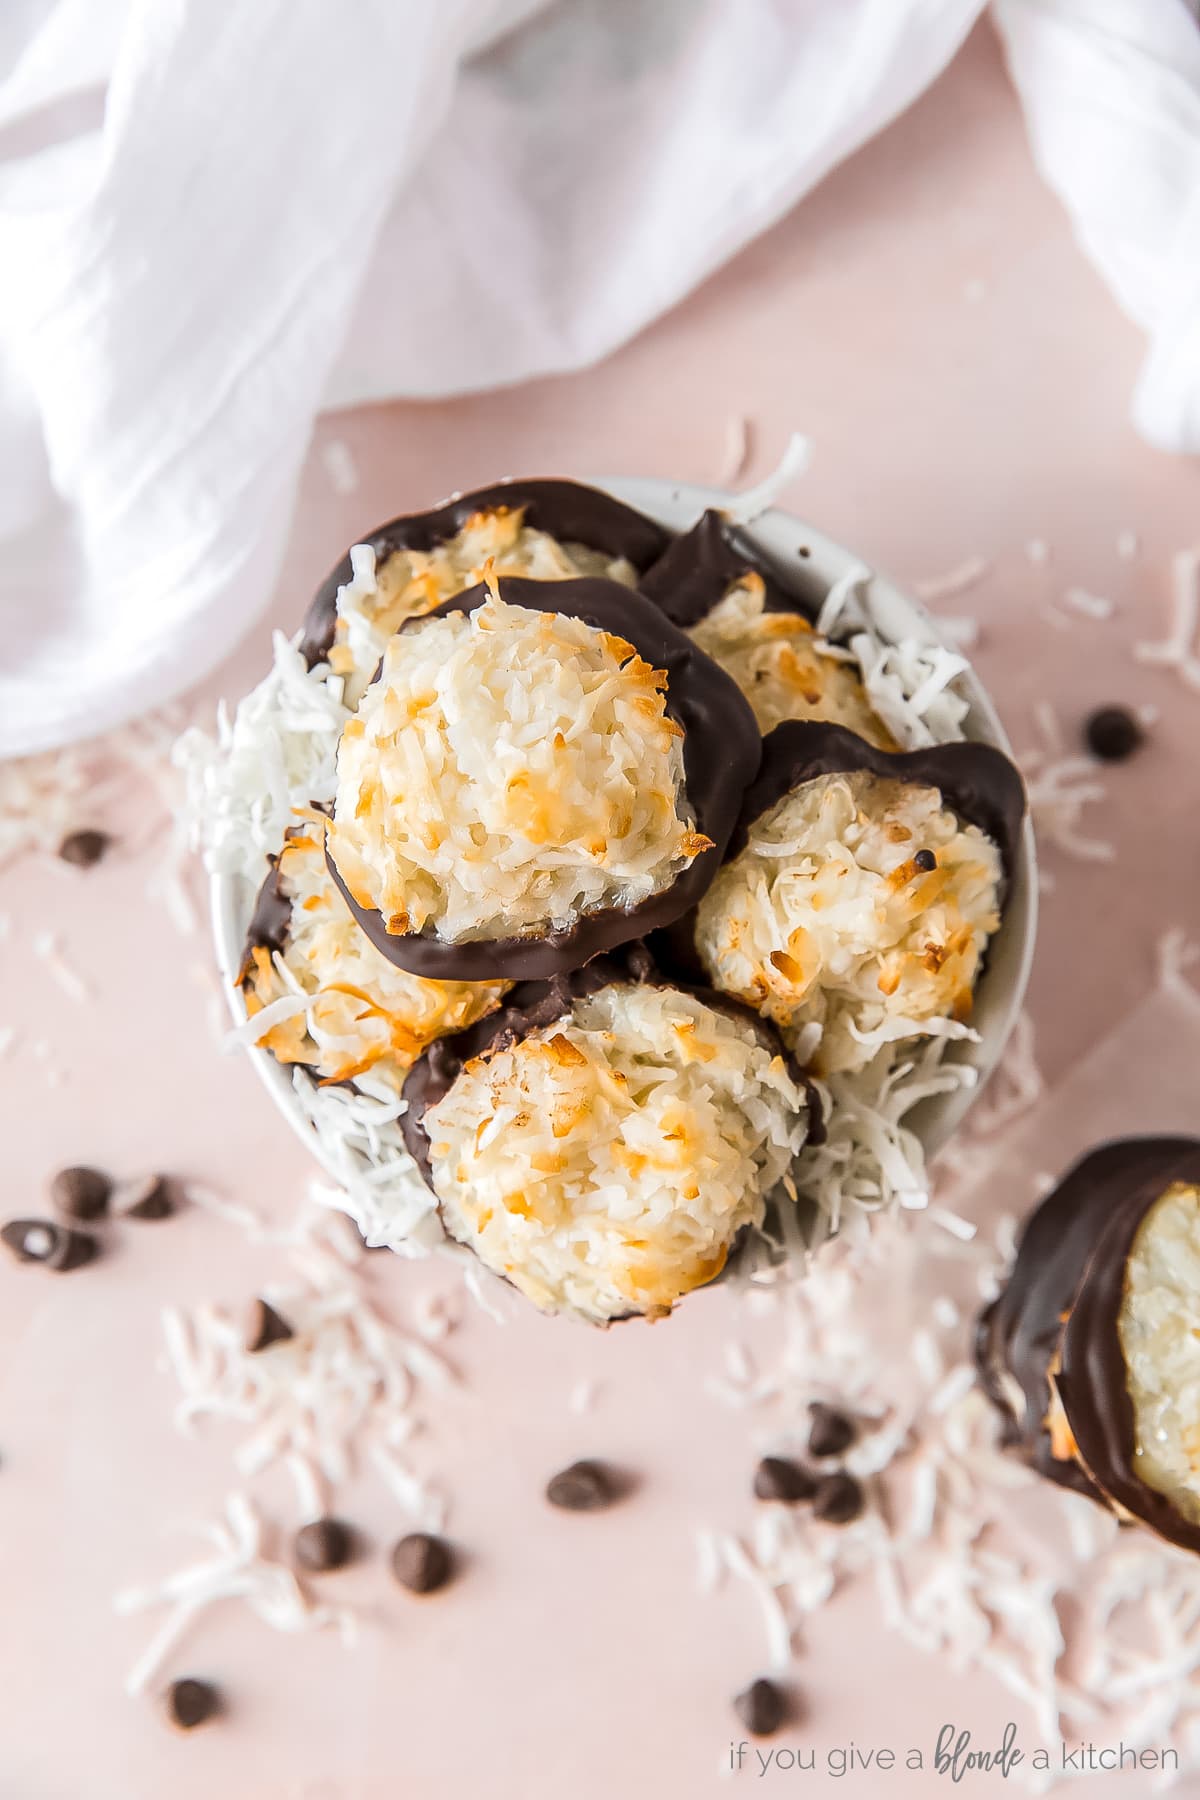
0 0 1197 757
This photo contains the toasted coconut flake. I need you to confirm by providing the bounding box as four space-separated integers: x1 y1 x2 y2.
328 594 698 947
696 771 1001 1076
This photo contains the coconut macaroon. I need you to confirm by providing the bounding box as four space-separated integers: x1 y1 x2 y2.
325 575 760 982
237 830 508 1095
690 574 893 743
400 957 814 1324
300 479 669 705
638 507 891 744
691 723 1023 1077
977 1137 1200 1555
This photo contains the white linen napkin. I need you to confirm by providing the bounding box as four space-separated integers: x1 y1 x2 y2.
1 0 1197 758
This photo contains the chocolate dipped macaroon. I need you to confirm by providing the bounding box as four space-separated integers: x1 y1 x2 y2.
680 720 1025 1077
978 1136 1200 1550
324 575 760 982
400 945 816 1325
301 478 669 704
238 827 508 1094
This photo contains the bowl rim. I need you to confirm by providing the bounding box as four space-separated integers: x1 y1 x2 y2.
211 473 1038 1174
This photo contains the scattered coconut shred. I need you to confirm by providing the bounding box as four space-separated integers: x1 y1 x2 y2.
702 999 1200 1791
118 1193 457 1694
176 443 982 1248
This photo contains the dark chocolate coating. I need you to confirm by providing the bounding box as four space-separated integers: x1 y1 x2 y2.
1058 1140 1200 1553
976 1137 1200 1526
399 942 820 1187
639 509 816 629
726 720 1026 876
236 853 292 987
326 575 761 983
300 478 670 667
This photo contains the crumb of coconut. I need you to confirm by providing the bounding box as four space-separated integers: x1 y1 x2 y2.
964 278 986 303
569 1378 599 1416
115 1491 355 1698
1062 587 1115 621
912 557 988 603
1026 539 1050 565
321 438 359 496
716 414 752 487
32 930 92 1004
1117 531 1140 561
722 432 812 526
1136 548 1200 687
1016 703 1114 871
1158 929 1200 1006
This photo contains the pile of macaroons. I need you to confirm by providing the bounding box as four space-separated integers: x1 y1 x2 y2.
238 480 1025 1325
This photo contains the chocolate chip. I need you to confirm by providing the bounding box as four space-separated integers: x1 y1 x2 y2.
243 1298 295 1353
812 1471 864 1525
294 1517 355 1573
734 1677 787 1737
1084 705 1144 763
57 829 112 869
913 848 937 873
753 1456 816 1503
164 1677 220 1730
390 1532 452 1593
807 1402 857 1459
545 1459 617 1511
1 1218 97 1271
123 1175 174 1220
50 1165 112 1222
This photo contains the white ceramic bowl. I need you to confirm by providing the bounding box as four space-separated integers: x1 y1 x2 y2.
212 476 1037 1177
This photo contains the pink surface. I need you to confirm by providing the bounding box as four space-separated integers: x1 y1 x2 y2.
4 26 1200 1800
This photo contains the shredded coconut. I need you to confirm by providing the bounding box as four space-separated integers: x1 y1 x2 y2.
160 1200 452 1507
1136 548 1200 689
702 1201 1200 1786
115 1491 355 1698
1017 702 1114 874
716 414 752 487
321 438 359 495
912 557 989 603
1062 586 1116 621
722 432 811 525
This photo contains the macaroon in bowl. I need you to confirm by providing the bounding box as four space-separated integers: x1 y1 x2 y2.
200 469 1037 1317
